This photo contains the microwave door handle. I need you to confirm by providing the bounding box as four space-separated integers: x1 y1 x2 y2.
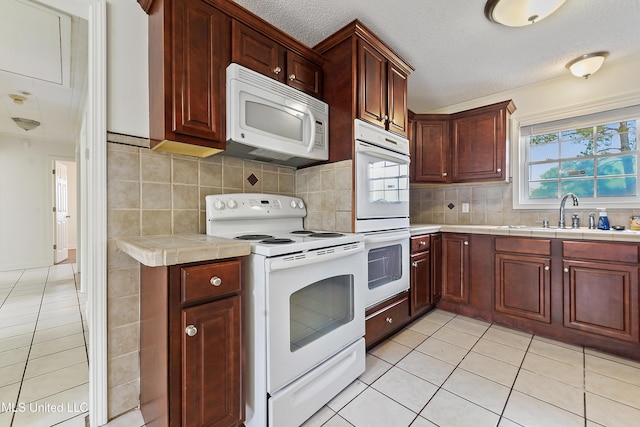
306 107 316 153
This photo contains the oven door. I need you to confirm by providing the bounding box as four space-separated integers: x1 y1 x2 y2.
364 229 410 308
265 242 365 393
355 140 410 232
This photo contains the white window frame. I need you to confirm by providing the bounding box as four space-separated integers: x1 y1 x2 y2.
513 92 640 210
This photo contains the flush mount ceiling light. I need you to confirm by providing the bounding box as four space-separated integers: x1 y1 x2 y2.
566 52 609 79
12 117 41 131
484 0 566 27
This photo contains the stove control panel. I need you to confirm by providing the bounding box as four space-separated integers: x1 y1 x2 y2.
206 193 306 221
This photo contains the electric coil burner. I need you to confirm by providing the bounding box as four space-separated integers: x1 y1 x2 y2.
205 193 366 427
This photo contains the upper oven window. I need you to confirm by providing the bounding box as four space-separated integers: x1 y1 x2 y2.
367 160 409 204
289 274 355 352
367 244 402 290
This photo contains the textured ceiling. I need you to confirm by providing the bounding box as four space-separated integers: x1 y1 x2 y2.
233 0 640 113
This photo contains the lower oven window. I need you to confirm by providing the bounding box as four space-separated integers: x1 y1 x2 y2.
289 275 354 352
368 245 402 290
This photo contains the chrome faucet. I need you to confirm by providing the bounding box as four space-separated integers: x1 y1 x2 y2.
559 193 579 228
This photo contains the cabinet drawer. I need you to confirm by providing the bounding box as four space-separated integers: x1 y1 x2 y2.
563 241 639 263
495 237 551 256
365 294 410 346
180 260 241 304
411 235 430 253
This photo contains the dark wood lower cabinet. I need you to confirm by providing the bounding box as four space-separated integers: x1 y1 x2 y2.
140 258 244 427
437 234 640 362
365 292 410 348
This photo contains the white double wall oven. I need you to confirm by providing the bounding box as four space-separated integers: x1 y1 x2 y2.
354 119 412 309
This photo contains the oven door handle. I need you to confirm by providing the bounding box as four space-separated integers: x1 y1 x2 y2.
364 232 410 245
267 243 364 271
356 142 410 164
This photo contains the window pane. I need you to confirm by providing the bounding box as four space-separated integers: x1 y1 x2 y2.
529 181 558 199
560 138 592 157
561 179 594 197
597 177 637 197
530 163 559 180
560 159 594 178
529 138 559 161
597 155 637 176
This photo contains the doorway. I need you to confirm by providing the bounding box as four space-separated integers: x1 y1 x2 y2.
54 160 78 266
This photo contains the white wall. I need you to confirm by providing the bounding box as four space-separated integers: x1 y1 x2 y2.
0 136 75 271
107 0 149 138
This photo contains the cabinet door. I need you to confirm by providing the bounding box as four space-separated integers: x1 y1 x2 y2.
172 0 229 141
387 64 408 136
430 234 443 303
563 260 639 342
441 234 470 304
358 40 387 129
410 251 431 315
232 21 284 82
451 108 505 182
286 51 323 98
413 119 449 183
495 254 551 323
182 296 243 427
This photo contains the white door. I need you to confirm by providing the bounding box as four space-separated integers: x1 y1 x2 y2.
54 160 69 263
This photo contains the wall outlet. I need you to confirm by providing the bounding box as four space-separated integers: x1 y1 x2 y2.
462 202 470 213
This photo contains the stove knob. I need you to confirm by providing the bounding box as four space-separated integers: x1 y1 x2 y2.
227 199 237 209
213 200 225 210
297 201 305 209
290 200 297 209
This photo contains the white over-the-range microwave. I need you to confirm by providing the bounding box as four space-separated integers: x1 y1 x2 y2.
225 63 329 168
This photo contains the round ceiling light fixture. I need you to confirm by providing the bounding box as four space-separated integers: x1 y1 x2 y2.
484 0 566 27
12 117 41 131
566 52 609 79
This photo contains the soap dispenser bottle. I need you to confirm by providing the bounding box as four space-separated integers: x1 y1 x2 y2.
597 208 610 230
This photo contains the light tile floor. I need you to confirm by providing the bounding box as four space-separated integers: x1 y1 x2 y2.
302 309 640 427
0 265 89 427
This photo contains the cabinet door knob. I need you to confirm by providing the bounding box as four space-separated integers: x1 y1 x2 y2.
412 261 418 267
383 114 389 121
442 172 448 177
544 266 550 271
386 317 393 323
496 168 502 173
289 73 296 81
185 325 198 337
210 276 222 287
564 267 569 273
463 241 469 246
273 66 282 75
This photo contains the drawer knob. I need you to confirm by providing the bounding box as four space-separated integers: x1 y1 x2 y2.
273 66 282 75
210 276 222 287
419 241 427 246
386 317 393 324
544 266 550 271
185 325 198 337
412 261 418 267
289 73 296 81
564 267 569 273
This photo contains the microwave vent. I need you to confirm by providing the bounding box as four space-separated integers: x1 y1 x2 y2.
236 67 327 113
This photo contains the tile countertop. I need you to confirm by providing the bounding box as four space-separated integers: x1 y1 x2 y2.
410 224 640 242
115 234 251 267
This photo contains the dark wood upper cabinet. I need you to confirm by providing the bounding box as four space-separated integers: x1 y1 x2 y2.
315 20 414 162
231 21 323 98
142 0 324 157
411 100 516 184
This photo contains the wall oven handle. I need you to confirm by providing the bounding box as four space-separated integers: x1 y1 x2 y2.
364 232 410 245
357 143 409 164
306 107 316 153
267 243 364 271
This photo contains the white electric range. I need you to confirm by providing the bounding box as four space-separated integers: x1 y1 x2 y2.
206 193 366 427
